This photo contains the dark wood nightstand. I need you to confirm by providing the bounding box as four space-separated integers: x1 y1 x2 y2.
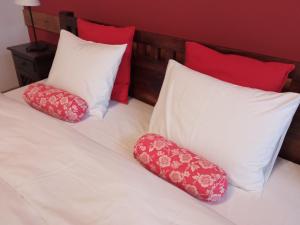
7 41 56 87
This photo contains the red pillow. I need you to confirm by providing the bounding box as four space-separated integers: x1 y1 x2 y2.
185 42 295 92
134 134 227 202
77 18 135 104
23 83 88 122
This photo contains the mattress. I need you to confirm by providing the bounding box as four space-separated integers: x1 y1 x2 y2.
0 94 232 225
5 85 300 225
5 84 152 158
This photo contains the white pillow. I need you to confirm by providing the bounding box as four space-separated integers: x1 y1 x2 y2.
149 60 300 191
47 30 127 117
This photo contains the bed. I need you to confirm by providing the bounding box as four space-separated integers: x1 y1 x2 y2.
3 80 300 225
1 9 300 225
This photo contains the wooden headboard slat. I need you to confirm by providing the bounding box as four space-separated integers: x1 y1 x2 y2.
23 9 300 164
24 9 60 33
133 58 167 73
134 31 185 52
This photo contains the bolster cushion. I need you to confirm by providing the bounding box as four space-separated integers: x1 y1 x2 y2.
134 133 228 202
23 83 88 122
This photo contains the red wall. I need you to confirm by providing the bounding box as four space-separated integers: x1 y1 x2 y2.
32 0 300 61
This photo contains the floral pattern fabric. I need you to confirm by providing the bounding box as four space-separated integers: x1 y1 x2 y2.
23 83 88 123
134 134 228 202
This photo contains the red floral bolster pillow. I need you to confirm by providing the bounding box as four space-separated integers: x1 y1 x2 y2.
23 83 88 123
134 134 228 202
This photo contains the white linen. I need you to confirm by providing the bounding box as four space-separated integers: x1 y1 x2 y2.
209 157 300 225
0 179 46 225
5 82 153 157
149 60 300 191
5 84 300 225
47 30 126 117
0 93 233 225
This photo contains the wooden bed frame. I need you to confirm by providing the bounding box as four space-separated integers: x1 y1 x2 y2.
24 10 300 164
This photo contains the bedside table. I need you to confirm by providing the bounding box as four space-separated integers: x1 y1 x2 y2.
7 41 56 87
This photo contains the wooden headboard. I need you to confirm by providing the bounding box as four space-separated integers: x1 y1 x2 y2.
24 9 300 164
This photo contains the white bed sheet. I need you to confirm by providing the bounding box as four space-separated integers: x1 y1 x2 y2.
5 85 300 225
5 84 152 158
0 94 233 225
